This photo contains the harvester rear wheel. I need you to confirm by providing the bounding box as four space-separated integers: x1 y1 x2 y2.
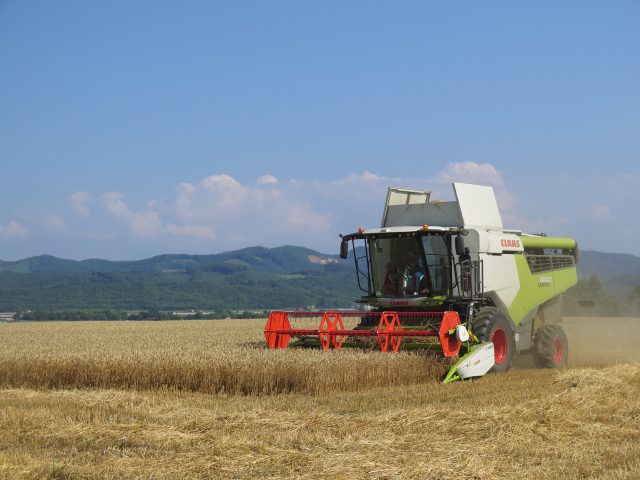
472 307 515 372
534 324 568 368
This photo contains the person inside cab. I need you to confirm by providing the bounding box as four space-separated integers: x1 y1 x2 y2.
383 250 429 296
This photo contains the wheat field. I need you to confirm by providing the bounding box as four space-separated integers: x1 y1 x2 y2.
1 317 639 479
0 319 447 395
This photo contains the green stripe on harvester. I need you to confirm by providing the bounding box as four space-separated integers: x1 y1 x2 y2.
507 255 577 325
520 236 576 250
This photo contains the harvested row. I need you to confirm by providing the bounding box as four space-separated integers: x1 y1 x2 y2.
1 363 639 479
0 319 448 394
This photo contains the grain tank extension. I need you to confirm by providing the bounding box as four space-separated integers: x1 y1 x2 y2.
265 183 578 382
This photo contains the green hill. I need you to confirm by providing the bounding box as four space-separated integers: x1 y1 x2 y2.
0 246 358 311
577 250 640 300
577 250 640 281
0 246 340 275
0 247 638 312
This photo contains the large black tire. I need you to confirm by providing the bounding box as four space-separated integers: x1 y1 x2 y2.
534 324 568 368
472 307 515 372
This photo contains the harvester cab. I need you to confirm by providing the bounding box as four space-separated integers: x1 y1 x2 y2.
265 183 579 383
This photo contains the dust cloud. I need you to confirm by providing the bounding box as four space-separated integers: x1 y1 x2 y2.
512 316 640 369
563 316 640 367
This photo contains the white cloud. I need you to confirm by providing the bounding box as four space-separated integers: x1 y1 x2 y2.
198 174 248 213
172 174 331 239
0 220 27 239
103 192 162 237
175 183 196 221
304 165 514 215
280 203 332 233
312 165 512 210
178 182 195 193
103 191 218 240
343 171 387 183
433 161 504 186
20 163 635 258
257 174 278 185
93 165 519 249
298 171 391 206
202 174 242 192
307 165 524 233
70 191 91 217
103 192 131 218
66 164 576 254
45 215 69 234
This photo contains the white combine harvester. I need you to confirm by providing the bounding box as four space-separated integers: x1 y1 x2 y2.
265 183 578 382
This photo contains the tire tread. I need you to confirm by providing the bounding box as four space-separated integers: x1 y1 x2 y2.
534 324 568 368
471 306 514 372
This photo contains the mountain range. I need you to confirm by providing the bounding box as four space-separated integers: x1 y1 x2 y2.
0 246 356 311
0 246 638 311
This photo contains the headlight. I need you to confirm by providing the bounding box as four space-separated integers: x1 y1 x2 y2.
456 325 470 342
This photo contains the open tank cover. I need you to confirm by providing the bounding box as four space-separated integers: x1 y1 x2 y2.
381 183 502 231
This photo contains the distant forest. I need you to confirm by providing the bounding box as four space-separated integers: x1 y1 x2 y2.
564 275 640 317
0 246 361 317
1 246 639 319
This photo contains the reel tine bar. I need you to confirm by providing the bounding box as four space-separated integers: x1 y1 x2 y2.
264 310 462 355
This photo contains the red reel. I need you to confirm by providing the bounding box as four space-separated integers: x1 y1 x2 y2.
318 312 345 350
264 311 292 349
376 311 403 352
438 311 462 357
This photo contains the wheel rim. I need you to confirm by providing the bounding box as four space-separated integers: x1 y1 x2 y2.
492 328 507 365
553 338 564 364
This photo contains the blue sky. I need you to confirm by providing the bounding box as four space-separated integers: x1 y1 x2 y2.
1 1 639 260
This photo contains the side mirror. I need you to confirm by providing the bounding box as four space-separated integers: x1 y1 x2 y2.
340 239 349 259
455 236 465 256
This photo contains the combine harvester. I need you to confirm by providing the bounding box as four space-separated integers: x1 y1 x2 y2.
265 183 578 383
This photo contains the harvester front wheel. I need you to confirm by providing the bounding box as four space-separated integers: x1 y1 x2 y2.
534 324 568 368
472 307 515 372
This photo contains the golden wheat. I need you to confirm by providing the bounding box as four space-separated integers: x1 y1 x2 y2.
0 364 638 479
0 319 448 394
0 317 639 479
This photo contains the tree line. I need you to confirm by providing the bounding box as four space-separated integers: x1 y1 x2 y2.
564 275 640 316
5 273 639 321
16 309 271 321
